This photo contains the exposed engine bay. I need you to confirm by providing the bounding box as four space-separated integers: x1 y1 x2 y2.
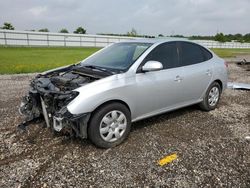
18 64 114 138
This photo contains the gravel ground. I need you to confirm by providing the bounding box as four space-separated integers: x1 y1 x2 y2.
0 59 249 187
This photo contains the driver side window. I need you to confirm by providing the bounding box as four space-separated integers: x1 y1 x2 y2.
144 42 179 69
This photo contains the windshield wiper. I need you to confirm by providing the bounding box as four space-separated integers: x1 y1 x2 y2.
83 65 114 75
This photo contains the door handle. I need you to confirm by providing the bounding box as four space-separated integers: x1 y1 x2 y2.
174 75 183 82
206 69 212 76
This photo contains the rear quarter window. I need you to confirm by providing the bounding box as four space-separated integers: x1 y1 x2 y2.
178 42 208 66
200 47 213 61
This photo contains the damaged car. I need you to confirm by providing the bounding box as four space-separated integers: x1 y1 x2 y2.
19 39 228 148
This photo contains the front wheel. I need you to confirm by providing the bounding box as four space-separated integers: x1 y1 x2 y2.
199 82 221 111
88 102 131 148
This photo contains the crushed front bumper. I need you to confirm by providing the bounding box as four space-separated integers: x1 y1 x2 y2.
41 102 91 138
19 96 91 139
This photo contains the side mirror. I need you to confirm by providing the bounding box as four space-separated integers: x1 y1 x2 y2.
142 61 163 72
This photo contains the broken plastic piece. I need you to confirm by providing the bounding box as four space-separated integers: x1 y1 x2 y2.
227 82 250 90
237 59 250 65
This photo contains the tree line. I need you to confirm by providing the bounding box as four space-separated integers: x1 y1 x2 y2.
1 22 250 43
0 22 86 34
171 33 250 43
98 28 155 38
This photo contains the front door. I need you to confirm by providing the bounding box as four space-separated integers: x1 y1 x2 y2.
132 42 184 120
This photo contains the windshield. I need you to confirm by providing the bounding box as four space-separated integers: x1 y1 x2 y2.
81 42 152 71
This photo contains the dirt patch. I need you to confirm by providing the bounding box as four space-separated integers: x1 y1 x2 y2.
0 61 249 187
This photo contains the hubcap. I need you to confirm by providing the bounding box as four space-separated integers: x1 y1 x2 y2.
99 110 127 142
208 86 219 106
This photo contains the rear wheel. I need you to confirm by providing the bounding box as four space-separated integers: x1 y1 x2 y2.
199 82 221 111
88 102 131 148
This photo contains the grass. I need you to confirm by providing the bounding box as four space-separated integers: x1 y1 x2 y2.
0 46 250 74
211 48 250 58
0 46 100 74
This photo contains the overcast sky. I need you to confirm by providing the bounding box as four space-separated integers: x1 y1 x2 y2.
0 0 249 36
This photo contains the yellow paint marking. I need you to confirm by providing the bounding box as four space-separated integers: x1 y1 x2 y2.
158 153 178 166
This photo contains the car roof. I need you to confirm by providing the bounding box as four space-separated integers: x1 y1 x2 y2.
123 37 190 45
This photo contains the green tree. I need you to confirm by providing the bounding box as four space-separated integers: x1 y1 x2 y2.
38 28 49 32
244 33 250 42
214 33 226 43
1 22 15 30
234 33 243 42
158 34 164 37
73 27 86 34
59 28 69 33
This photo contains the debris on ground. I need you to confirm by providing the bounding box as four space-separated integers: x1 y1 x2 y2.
227 82 250 90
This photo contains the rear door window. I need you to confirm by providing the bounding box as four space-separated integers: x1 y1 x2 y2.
178 42 205 66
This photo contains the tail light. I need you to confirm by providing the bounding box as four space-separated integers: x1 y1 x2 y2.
224 61 228 68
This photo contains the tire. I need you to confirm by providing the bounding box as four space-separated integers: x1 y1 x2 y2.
88 102 131 148
199 82 221 111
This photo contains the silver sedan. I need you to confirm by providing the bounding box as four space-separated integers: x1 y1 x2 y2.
19 39 228 148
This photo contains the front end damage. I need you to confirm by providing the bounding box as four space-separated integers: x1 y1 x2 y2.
18 64 111 138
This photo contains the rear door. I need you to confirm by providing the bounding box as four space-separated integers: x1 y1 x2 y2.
177 41 214 103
